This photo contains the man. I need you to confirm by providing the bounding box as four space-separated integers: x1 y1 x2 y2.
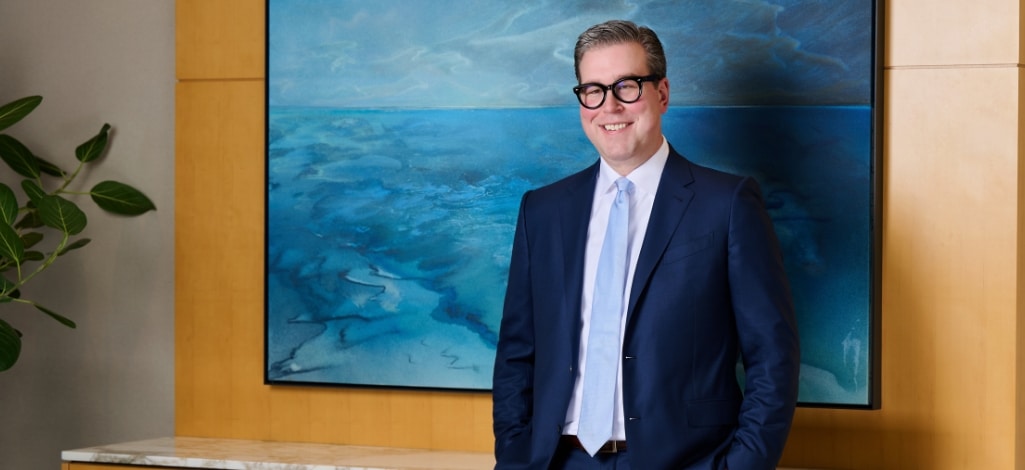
492 20 800 470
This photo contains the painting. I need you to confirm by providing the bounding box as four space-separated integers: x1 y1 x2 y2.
265 0 882 408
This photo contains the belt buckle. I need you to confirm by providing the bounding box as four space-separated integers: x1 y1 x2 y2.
600 440 623 454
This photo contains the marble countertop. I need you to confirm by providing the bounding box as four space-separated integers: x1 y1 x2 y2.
62 436 495 470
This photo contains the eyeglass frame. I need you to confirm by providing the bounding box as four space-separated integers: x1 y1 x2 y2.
572 74 663 109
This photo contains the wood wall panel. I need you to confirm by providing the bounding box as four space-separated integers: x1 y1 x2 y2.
1017 65 1025 470
175 0 264 80
177 0 1025 467
886 0 1019 66
1016 65 1025 470
175 78 269 440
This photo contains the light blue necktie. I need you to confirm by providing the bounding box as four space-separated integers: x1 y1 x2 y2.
578 176 632 456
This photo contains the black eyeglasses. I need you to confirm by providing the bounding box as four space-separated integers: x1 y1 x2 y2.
573 74 662 109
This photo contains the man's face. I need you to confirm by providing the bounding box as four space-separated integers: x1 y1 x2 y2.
577 41 669 173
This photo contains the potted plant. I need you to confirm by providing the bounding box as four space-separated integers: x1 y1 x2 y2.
0 95 156 372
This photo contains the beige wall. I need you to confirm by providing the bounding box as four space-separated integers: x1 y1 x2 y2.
0 1 176 469
176 1 1025 468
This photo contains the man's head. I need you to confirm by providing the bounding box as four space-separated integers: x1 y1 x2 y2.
573 20 670 174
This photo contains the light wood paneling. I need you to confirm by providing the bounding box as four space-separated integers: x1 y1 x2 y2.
886 0 1020 66
175 78 268 439
1017 64 1025 470
178 0 1025 466
175 0 264 79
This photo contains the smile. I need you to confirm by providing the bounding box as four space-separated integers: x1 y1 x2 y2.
602 123 627 131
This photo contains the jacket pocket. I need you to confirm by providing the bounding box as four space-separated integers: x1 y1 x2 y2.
662 233 714 266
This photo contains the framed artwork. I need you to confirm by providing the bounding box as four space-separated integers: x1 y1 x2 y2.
265 0 883 408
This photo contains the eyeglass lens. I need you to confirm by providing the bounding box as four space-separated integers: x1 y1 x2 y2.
576 78 644 109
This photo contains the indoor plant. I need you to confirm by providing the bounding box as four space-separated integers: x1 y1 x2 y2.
0 95 156 372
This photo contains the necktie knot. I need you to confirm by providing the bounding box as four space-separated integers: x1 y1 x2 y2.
614 177 633 193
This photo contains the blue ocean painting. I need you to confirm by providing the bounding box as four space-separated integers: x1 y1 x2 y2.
266 105 872 401
266 0 877 405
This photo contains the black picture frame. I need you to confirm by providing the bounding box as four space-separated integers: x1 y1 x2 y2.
264 0 884 409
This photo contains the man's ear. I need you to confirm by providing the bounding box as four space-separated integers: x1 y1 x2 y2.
659 78 670 110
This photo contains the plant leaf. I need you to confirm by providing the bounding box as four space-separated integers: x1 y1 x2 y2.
22 251 44 262
0 183 17 225
35 156 65 178
90 181 156 215
33 303 77 329
0 276 17 297
20 232 43 249
58 238 90 255
0 135 41 178
0 96 41 132
0 317 22 372
37 195 87 235
21 179 46 204
76 123 111 163
0 222 24 265
15 211 43 230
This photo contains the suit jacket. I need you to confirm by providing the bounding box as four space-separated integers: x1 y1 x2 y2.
492 146 800 470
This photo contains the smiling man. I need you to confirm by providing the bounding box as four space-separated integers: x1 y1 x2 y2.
492 20 801 470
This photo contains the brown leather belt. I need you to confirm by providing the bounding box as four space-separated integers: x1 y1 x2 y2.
560 435 628 454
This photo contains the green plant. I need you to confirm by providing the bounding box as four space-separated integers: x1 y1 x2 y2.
0 95 156 372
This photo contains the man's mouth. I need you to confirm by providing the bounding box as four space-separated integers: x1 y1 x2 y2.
602 123 627 131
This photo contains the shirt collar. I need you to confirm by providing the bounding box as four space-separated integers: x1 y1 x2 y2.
597 137 669 196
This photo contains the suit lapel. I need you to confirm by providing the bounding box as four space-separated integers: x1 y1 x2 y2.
627 149 695 318
557 162 599 356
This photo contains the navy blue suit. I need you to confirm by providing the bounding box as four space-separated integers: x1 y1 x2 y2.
492 146 800 469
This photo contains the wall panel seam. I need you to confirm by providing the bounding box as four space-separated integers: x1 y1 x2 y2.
887 63 1021 70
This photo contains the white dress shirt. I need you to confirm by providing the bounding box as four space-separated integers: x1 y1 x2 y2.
564 137 669 440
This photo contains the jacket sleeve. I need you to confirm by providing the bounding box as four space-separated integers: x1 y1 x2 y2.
724 177 802 469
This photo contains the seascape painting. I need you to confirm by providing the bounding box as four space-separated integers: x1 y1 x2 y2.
266 0 880 407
